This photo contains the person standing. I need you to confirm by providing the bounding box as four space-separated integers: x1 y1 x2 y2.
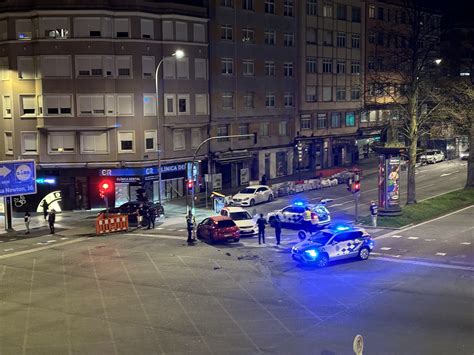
24 212 31 235
186 214 194 243
261 174 267 185
370 201 378 227
272 215 282 245
256 214 267 245
48 210 56 234
147 208 156 229
303 207 312 232
42 200 48 220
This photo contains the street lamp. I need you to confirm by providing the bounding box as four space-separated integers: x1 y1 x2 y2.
155 49 185 206
434 58 442 65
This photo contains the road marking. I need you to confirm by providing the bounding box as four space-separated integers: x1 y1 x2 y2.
391 235 403 238
126 233 185 241
0 238 88 260
156 227 164 230
372 255 474 271
417 188 464 202
424 238 436 241
177 229 185 232
331 201 352 207
440 170 459 177
60 237 68 240
461 242 471 245
407 237 419 240
380 247 392 251
4 248 14 252
47 240 56 243
9 238 17 241
435 252 447 256
418 183 435 190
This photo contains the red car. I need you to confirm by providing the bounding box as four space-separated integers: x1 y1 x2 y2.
196 216 240 244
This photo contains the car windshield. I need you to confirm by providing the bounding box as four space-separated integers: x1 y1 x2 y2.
230 212 252 220
309 231 334 245
217 220 236 228
239 188 256 194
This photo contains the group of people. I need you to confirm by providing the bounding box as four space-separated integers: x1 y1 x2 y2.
137 205 157 229
255 214 281 246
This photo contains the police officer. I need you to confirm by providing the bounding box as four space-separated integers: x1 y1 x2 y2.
256 214 267 245
370 201 378 227
48 209 56 234
303 207 312 232
186 212 194 243
272 215 282 245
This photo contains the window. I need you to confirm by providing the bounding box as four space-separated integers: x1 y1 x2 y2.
284 33 294 46
116 56 132 77
40 56 71 78
323 59 332 73
177 94 190 115
142 56 155 78
194 58 207 80
352 34 360 48
20 95 36 116
336 4 347 20
323 30 333 46
351 61 360 74
221 58 234 75
265 61 276 76
43 95 72 116
164 94 176 115
264 30 276 45
345 112 355 126
323 87 332 101
336 60 346 74
337 32 346 47
117 94 134 116
48 133 75 153
16 19 33 39
118 131 134 153
0 57 9 80
352 7 361 22
175 22 188 41
162 20 173 40
279 121 288 136
4 132 13 154
243 92 254 108
3 96 11 118
217 125 229 141
265 0 275 14
145 130 157 152
176 57 189 79
368 5 375 19
284 0 294 16
243 0 253 10
143 94 156 116
221 24 233 41
336 87 346 101
242 28 254 43
104 56 115 77
77 95 105 116
163 57 175 79
378 7 384 20
39 17 71 39
331 112 341 127
306 58 317 73
284 94 294 107
18 57 35 79
301 118 311 130
323 3 333 17
368 33 375 44
265 93 276 108
260 122 269 137
193 24 205 42
221 0 233 7
80 132 108 154
317 113 327 128
0 20 7 40
21 132 38 155
76 56 102 77
195 94 208 115
74 17 103 38
377 32 384 46
243 59 254 76
306 86 316 102
306 28 317 44
141 19 154 39
191 128 202 149
368 58 375 70
307 0 317 15
114 18 129 38
284 62 294 77
239 124 249 139
222 92 234 109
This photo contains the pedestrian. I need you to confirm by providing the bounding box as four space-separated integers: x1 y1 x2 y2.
256 213 267 245
303 207 312 232
310 210 319 233
273 215 282 245
261 174 267 185
48 209 56 234
186 214 194 243
42 200 48 220
147 208 157 229
370 201 378 227
24 212 31 235
144 208 151 229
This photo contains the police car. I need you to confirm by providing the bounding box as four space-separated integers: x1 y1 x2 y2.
291 226 374 267
267 200 331 229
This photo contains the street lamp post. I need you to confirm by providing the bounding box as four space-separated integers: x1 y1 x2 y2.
155 49 184 206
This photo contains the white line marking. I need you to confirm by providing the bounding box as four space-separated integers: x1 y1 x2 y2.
391 235 403 238
440 170 459 177
9 238 17 241
47 240 56 243
177 229 185 232
424 238 436 241
380 247 392 251
418 188 464 202
461 242 471 245
0 238 88 260
372 255 474 271
4 248 14 252
408 237 419 240
126 233 185 241
435 252 447 256
156 227 164 230
60 237 68 240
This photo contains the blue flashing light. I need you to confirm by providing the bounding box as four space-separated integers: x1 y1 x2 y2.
294 201 305 206
334 225 350 231
36 178 57 185
304 249 318 259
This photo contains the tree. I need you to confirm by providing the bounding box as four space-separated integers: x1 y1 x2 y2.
365 0 443 204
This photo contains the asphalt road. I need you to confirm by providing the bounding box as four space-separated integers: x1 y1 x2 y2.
0 203 472 354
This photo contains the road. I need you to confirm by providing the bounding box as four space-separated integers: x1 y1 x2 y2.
0 202 472 354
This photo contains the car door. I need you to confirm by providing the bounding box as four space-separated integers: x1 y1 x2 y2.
256 187 265 203
285 206 304 225
345 231 364 257
199 218 210 238
327 232 353 259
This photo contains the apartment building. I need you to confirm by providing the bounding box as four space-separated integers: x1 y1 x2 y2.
208 0 298 188
0 0 209 211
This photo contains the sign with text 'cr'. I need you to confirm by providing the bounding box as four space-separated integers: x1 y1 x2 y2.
0 160 37 197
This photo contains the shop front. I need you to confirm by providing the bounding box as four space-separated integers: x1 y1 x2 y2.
331 137 358 167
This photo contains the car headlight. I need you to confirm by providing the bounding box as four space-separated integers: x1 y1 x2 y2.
243 197 249 201
304 249 318 259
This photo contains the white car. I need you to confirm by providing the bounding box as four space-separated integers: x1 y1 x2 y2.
420 149 445 164
231 185 274 206
267 200 332 230
460 149 469 160
220 206 257 236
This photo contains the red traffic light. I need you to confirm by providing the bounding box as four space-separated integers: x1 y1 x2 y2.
99 180 112 192
187 179 194 190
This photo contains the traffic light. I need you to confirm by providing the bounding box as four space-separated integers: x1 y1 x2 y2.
98 180 113 199
353 181 360 193
187 179 194 191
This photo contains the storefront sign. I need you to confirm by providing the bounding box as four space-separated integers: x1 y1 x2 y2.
240 168 249 185
212 174 222 191
99 163 186 177
36 177 57 185
116 177 141 183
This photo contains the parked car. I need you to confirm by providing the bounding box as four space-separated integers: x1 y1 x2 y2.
220 206 257 236
231 185 274 206
267 200 332 230
98 201 164 226
196 216 240 244
420 149 445 164
460 148 469 160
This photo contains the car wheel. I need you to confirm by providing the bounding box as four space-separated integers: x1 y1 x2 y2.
234 238 240 243
249 199 255 206
359 247 370 260
317 254 329 268
268 194 274 202
298 230 307 241
209 235 215 245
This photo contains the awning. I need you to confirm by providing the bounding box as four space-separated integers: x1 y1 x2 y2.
357 128 383 138
37 125 118 132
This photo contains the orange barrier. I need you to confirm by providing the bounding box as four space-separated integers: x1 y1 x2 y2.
96 214 129 235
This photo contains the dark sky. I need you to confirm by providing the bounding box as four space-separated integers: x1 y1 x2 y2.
430 0 474 26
